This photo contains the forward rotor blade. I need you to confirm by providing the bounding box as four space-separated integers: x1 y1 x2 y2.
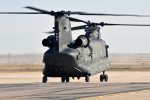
71 25 87 30
0 12 41 14
99 22 150 26
2 6 150 17
69 11 150 17
25 6 54 15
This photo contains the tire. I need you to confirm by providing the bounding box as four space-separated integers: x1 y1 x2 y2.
104 75 108 82
66 77 70 82
85 75 90 82
42 76 47 83
100 74 103 82
61 77 65 83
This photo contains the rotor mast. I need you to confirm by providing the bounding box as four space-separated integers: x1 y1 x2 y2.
54 15 59 52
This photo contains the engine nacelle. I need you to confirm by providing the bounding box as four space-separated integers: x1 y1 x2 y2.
42 35 55 48
74 35 89 48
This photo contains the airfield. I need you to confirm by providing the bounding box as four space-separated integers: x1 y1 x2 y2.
0 53 150 100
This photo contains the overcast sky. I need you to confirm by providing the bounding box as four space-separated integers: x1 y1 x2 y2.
0 0 150 54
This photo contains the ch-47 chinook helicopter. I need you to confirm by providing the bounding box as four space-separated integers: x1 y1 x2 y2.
1 6 150 83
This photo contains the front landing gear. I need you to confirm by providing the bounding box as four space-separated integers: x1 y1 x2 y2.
100 71 108 82
42 76 47 83
85 75 90 82
61 77 70 83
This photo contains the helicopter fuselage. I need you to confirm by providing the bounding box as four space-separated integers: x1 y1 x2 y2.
43 38 111 78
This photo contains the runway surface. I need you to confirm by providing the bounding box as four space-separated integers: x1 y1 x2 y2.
0 71 150 100
0 82 150 100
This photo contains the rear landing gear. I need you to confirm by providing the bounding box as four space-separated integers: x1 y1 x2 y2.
42 76 47 83
100 71 108 82
61 77 70 83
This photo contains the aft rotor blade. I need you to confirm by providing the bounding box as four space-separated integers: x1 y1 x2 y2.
0 12 41 14
100 22 150 26
69 17 88 24
71 25 87 30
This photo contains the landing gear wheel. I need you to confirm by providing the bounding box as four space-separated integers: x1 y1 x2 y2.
42 76 47 83
66 77 70 82
61 77 70 83
100 74 103 82
61 77 65 83
85 75 90 82
104 74 108 82
100 71 108 82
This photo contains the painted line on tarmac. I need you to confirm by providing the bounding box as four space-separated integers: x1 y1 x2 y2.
77 89 150 100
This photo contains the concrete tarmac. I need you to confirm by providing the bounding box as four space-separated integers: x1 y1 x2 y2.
0 71 150 100
0 82 150 100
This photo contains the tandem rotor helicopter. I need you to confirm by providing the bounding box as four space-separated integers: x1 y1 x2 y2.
1 6 150 83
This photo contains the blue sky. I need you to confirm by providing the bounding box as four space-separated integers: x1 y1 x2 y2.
0 0 150 54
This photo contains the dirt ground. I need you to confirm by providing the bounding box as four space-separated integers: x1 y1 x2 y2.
0 71 150 100
0 71 150 84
